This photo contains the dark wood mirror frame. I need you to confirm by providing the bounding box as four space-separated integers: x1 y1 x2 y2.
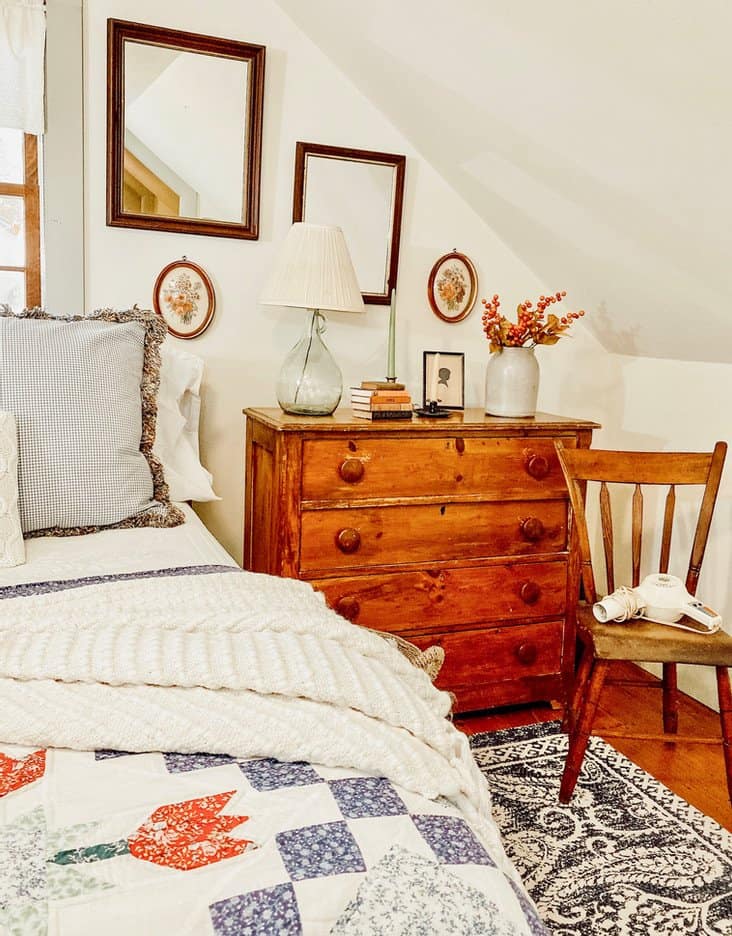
292 142 406 305
107 19 265 240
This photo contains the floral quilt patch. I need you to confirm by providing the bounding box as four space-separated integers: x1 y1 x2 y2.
128 791 254 871
0 750 46 797
0 808 110 936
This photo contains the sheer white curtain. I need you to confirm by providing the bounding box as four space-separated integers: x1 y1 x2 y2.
0 0 46 133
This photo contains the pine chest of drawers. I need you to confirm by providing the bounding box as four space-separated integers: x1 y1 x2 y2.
243 407 598 713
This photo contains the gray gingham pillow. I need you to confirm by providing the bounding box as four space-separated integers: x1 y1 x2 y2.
0 307 184 537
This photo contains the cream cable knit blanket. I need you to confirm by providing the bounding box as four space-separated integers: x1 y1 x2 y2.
0 565 506 862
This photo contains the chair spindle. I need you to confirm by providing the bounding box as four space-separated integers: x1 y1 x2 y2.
659 484 675 574
599 482 615 594
632 483 643 587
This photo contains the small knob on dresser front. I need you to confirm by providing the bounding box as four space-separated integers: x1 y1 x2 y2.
336 528 361 554
335 596 360 621
525 453 550 480
339 458 365 484
515 642 538 665
520 517 545 542
519 581 541 605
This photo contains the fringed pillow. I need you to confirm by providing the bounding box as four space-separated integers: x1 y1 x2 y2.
373 629 445 681
0 307 184 536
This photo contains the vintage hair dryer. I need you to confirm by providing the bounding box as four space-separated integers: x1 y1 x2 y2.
593 573 722 634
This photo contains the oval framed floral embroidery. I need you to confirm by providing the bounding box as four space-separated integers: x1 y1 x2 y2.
153 258 216 339
427 251 478 324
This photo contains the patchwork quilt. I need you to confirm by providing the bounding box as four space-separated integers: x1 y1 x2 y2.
0 745 545 935
0 565 547 934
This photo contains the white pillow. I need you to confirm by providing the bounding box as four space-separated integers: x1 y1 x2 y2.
0 412 25 567
155 345 219 503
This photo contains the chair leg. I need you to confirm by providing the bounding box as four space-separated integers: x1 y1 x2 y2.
663 663 679 734
563 643 593 734
560 659 610 804
717 666 732 805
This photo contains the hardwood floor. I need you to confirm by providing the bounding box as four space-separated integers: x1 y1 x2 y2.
456 660 732 832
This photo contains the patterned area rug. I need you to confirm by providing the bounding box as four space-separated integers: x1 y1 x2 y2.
471 722 732 935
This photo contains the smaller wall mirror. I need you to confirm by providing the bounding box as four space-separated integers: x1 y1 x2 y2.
293 142 406 305
107 19 265 239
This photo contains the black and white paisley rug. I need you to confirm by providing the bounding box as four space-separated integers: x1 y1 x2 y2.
471 721 732 936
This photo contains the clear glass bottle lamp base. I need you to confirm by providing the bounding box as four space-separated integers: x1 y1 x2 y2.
276 309 343 416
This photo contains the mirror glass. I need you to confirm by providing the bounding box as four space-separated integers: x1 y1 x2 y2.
123 42 249 223
108 20 264 239
293 143 405 305
302 157 396 296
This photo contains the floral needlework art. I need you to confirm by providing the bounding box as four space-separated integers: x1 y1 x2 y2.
153 258 216 339
162 270 201 326
427 251 478 323
436 264 467 312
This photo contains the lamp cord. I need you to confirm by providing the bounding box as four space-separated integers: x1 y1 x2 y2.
293 309 324 405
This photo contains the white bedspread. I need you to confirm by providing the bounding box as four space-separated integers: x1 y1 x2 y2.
0 503 234 585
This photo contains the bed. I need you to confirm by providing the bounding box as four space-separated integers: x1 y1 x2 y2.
0 308 545 934
0 507 548 935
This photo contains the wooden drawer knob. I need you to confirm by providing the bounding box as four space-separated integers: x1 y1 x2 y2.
525 452 550 480
519 581 542 605
515 642 538 665
339 458 365 484
336 528 361 554
335 596 360 621
520 517 545 542
455 437 465 454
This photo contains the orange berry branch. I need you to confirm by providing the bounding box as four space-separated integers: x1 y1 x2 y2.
481 291 586 353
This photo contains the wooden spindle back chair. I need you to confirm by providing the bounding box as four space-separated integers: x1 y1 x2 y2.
555 440 731 804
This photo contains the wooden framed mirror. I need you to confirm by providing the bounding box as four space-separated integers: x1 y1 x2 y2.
107 19 265 240
293 142 406 305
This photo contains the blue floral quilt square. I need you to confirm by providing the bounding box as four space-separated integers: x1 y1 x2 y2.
210 882 302 936
276 821 366 881
238 758 322 791
164 752 236 773
328 777 408 819
411 814 495 866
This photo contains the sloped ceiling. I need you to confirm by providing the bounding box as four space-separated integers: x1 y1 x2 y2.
275 0 732 362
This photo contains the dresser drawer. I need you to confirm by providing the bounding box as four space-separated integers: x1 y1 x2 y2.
409 620 564 690
313 560 566 633
300 500 567 573
301 436 575 502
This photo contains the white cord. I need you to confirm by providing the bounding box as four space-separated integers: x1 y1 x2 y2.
604 586 645 621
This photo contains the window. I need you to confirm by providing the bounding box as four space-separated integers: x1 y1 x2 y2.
0 130 41 311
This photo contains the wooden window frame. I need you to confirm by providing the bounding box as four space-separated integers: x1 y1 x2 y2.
0 133 41 308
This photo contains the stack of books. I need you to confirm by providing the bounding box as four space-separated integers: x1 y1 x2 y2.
350 381 413 420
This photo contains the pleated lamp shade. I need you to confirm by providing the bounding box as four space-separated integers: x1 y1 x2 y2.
260 223 364 313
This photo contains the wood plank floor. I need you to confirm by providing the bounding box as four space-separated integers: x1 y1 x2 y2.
455 660 732 832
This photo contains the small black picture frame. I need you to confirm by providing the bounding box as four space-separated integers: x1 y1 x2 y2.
422 351 465 410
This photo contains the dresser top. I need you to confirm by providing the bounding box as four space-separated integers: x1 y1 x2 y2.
244 407 600 434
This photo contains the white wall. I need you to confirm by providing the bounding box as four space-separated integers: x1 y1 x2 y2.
44 0 85 314
275 0 732 365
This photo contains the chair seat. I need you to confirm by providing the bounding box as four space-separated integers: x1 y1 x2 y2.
577 605 732 666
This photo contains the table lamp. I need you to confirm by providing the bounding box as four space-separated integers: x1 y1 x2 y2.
261 223 364 415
